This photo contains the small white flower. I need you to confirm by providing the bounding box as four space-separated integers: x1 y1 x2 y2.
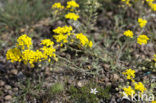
90 88 98 94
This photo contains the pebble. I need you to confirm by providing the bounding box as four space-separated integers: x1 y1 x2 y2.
77 80 87 87
104 77 109 82
103 64 110 71
5 95 12 101
77 81 83 87
5 85 11 90
8 90 12 95
106 82 111 86
113 74 119 81
13 88 18 92
0 80 5 86
10 69 18 75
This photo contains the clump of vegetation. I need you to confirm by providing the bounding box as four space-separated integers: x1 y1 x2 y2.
48 82 64 96
69 83 111 103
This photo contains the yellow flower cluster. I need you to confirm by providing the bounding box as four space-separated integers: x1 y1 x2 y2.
153 54 156 62
51 2 64 9
122 69 147 97
22 49 43 67
66 0 79 9
53 26 73 46
76 33 93 48
152 101 156 103
40 39 57 62
65 0 79 20
123 30 134 38
122 68 135 80
123 86 135 96
16 34 32 50
137 34 149 45
65 13 79 21
51 1 92 48
51 0 80 21
6 34 57 67
40 46 56 62
41 39 54 47
53 26 73 34
123 19 150 46
146 0 156 11
6 48 22 63
53 34 68 44
138 18 147 28
53 26 93 48
134 82 146 93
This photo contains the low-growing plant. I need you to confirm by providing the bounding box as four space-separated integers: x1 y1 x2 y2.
69 83 111 103
48 82 64 96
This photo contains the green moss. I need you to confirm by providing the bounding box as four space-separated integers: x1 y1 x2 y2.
49 82 64 96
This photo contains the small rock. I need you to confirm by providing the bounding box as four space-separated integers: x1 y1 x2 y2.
45 67 50 75
17 72 25 80
113 74 119 81
13 88 18 92
10 69 18 75
103 64 110 71
77 80 87 87
104 77 109 82
5 85 11 90
67 79 73 85
106 82 111 86
8 90 12 95
77 81 83 87
0 80 5 86
5 95 12 101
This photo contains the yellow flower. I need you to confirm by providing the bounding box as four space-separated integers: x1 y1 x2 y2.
16 34 32 50
65 13 79 21
138 18 147 28
123 86 135 96
51 2 64 9
6 48 22 63
41 39 54 47
153 54 156 62
40 39 57 61
137 35 149 45
150 3 156 11
53 26 74 46
53 34 68 43
66 0 79 9
122 69 135 80
6 34 57 67
22 50 43 67
76 33 89 46
89 41 93 48
76 33 92 48
53 26 73 34
152 101 156 103
123 30 134 38
146 0 154 2
134 82 146 93
121 0 131 6
41 46 56 60
146 0 156 11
